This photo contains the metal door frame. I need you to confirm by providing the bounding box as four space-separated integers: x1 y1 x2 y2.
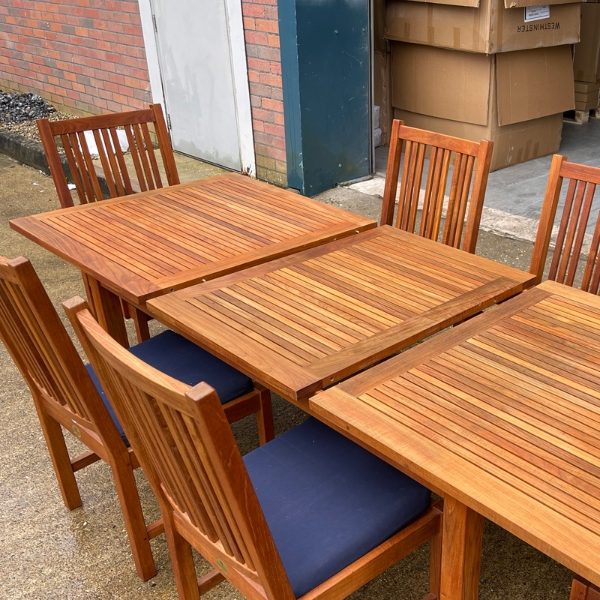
137 0 256 175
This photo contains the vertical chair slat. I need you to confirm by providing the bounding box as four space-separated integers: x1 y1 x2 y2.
420 147 436 239
141 122 163 189
566 182 595 287
453 154 475 249
443 153 464 247
557 179 587 283
100 128 126 196
421 146 442 240
76 130 104 201
549 178 578 282
181 413 249 564
132 123 155 189
124 124 148 192
162 406 228 545
398 140 415 230
432 148 451 242
583 215 600 293
109 127 135 195
397 140 414 230
61 133 89 204
404 141 422 232
68 131 95 203
92 129 118 198
409 142 427 233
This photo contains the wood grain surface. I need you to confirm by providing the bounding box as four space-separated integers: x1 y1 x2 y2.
310 280 600 591
149 226 534 401
10 173 374 304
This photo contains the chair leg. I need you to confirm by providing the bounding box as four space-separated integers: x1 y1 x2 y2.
162 508 202 600
130 305 151 343
428 519 442 600
34 402 82 510
256 388 274 445
109 456 157 581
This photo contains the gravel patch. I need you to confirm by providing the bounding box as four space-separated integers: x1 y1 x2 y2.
0 89 72 142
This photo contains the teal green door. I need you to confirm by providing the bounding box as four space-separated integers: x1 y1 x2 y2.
279 0 371 195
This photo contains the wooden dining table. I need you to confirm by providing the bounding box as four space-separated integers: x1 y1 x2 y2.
310 280 600 599
10 173 373 346
148 225 535 403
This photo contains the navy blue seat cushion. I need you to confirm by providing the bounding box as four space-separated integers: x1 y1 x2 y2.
244 418 431 598
86 329 254 442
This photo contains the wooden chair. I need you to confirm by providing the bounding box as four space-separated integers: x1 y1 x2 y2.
37 103 179 208
381 119 493 253
67 295 442 600
37 103 179 341
571 580 600 600
530 154 600 289
0 256 273 581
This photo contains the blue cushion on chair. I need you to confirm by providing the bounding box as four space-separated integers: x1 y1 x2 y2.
86 329 254 443
244 418 431 598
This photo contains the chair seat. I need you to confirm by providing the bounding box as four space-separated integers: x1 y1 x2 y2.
244 418 431 598
87 330 254 442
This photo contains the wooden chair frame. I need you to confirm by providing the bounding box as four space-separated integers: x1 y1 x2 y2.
37 103 179 342
66 297 443 600
37 103 179 208
0 256 273 582
381 119 493 253
530 154 600 290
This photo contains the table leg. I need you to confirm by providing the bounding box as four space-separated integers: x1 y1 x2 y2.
440 496 484 600
82 274 129 348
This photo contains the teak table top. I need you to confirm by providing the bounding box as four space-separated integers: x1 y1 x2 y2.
148 226 534 402
9 173 374 305
310 280 600 597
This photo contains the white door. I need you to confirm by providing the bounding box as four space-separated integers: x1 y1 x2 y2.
146 0 254 172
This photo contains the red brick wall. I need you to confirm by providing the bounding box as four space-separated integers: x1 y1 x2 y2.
0 0 151 115
241 0 287 186
0 1 287 186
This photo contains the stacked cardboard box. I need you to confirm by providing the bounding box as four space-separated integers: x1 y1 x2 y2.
384 0 580 170
573 4 600 113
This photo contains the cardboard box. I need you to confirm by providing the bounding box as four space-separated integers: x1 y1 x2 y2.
575 81 600 94
573 4 600 82
394 109 562 170
385 0 580 54
391 43 574 169
575 81 599 110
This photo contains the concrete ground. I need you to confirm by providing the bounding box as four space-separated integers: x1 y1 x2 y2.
0 151 575 599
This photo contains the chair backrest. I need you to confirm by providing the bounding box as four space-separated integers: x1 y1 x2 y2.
381 119 493 253
38 104 180 208
66 297 295 600
530 154 600 291
0 256 124 451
